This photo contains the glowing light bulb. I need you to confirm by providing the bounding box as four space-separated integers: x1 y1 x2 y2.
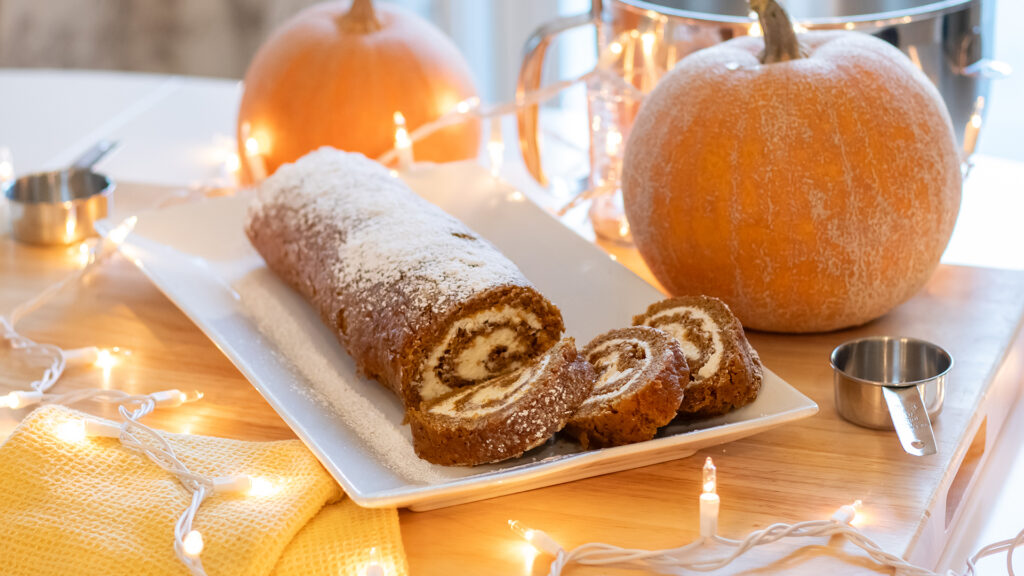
699 457 720 539
392 111 414 169
609 41 623 56
225 152 241 174
507 520 562 555
1 390 43 410
76 242 92 267
488 118 504 178
454 96 479 115
56 420 87 443
605 128 623 156
702 457 717 495
247 476 278 497
0 147 13 184
640 32 656 56
183 530 204 558
244 137 260 157
508 519 535 542
364 546 386 576
94 349 117 370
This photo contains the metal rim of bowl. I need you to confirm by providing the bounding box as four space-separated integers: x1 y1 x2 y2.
615 0 973 26
829 336 954 388
3 170 113 205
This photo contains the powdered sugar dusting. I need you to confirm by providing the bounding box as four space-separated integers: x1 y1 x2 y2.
235 273 450 484
248 148 527 314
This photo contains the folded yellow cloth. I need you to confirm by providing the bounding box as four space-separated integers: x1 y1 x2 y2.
0 405 407 576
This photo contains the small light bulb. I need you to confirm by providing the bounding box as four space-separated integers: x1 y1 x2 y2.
225 152 241 174
77 242 92 267
247 476 278 497
640 32 656 56
393 112 412 150
0 147 13 184
2 390 44 410
488 117 504 177
609 41 623 56
183 530 204 558
244 137 260 157
702 457 717 495
94 349 117 370
364 546 386 576
508 519 534 542
56 420 87 443
454 97 479 115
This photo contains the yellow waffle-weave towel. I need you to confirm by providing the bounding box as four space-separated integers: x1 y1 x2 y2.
0 405 408 576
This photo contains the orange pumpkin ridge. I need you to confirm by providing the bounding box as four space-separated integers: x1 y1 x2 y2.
622 4 961 333
237 0 480 183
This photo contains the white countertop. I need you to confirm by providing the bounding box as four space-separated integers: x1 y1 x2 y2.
0 68 1021 573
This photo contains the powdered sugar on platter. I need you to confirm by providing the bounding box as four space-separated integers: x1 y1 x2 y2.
235 273 451 485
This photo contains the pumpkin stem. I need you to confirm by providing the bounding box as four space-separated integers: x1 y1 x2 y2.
339 0 382 33
749 0 807 64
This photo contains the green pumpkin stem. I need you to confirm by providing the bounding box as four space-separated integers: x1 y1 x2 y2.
749 0 807 64
339 0 382 33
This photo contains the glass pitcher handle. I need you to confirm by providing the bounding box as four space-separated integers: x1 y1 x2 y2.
516 6 599 186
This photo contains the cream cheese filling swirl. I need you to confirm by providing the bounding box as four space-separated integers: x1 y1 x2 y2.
419 305 543 402
643 306 723 380
582 339 653 404
426 354 552 418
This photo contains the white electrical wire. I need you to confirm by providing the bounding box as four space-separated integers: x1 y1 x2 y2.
374 67 644 167
515 513 1023 576
2 217 135 394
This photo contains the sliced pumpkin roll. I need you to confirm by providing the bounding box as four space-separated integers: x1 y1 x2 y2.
633 296 763 417
408 339 595 466
564 326 689 449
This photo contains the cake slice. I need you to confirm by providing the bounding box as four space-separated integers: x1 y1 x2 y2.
408 338 595 466
564 326 689 449
633 296 762 417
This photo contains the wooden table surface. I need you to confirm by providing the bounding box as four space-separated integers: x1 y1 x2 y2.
3 180 1023 576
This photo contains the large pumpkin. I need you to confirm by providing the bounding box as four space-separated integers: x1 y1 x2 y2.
237 0 480 182
622 0 961 333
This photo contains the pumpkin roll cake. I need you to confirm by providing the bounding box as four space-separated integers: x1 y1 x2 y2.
633 296 762 417
245 148 564 410
408 338 596 466
564 326 689 449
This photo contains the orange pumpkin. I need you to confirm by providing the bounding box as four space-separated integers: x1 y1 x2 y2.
622 0 961 333
237 0 480 182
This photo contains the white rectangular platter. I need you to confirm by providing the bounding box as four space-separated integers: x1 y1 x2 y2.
100 161 817 511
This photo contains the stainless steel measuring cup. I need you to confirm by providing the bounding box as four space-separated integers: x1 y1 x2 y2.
4 141 117 246
830 336 952 457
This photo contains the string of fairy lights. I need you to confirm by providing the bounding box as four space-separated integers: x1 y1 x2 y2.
0 44 1019 576
508 458 1024 575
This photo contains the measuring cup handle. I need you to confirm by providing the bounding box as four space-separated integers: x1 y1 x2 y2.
882 385 938 456
516 9 598 187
